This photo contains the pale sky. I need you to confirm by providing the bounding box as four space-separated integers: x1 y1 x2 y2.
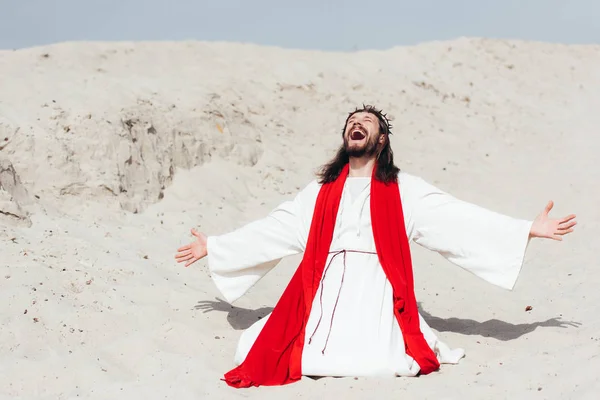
1 0 599 51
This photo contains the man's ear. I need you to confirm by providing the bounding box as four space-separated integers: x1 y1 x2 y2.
379 134 386 144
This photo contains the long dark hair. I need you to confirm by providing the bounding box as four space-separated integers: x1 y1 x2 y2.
317 105 400 184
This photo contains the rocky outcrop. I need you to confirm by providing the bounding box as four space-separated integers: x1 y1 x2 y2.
0 159 31 227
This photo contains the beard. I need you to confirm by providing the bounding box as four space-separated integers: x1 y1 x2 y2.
343 134 379 158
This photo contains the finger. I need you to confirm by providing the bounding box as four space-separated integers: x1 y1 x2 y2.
177 254 195 261
175 252 192 260
185 259 198 267
559 214 576 223
544 200 554 215
560 218 577 226
551 234 563 241
555 229 574 236
176 255 195 264
558 220 577 230
191 228 201 238
177 245 191 252
175 249 192 257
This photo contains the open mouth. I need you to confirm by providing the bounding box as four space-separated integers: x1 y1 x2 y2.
350 129 366 140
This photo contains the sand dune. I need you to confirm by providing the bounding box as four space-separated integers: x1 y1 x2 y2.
1 38 598 399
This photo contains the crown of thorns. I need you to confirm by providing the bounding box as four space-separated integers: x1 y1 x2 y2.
347 104 393 135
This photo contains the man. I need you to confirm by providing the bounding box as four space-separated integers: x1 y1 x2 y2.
175 105 576 388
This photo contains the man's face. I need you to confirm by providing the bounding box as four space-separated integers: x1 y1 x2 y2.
343 111 381 157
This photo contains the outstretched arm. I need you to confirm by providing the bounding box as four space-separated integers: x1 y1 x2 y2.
406 175 576 290
175 180 320 302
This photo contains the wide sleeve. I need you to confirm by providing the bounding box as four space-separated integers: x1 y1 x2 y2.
206 180 320 303
407 175 533 290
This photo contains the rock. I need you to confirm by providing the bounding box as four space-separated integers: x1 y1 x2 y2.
0 159 32 227
0 159 31 205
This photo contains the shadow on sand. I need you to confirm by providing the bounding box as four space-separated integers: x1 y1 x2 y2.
417 305 581 341
194 297 581 340
194 297 273 330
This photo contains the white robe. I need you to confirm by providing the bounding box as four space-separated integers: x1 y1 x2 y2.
206 172 533 377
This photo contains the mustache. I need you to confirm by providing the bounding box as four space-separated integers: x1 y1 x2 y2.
348 124 367 134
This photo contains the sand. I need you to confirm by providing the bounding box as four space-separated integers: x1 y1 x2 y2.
0 38 598 399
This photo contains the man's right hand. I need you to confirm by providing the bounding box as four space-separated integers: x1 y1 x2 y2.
175 228 208 267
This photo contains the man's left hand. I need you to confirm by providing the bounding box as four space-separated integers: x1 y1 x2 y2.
530 201 577 240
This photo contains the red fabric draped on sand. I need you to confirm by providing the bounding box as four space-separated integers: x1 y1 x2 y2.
223 164 440 388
